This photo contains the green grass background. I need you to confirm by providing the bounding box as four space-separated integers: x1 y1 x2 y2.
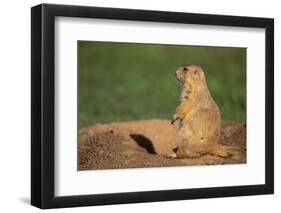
78 41 246 129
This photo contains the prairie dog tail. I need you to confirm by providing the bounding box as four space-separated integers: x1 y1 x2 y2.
210 145 230 158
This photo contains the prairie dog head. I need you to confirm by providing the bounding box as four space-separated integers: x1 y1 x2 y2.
175 64 206 89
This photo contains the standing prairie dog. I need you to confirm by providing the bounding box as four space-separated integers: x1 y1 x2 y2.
168 64 229 159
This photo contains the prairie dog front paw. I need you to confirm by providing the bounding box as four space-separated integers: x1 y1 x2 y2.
166 152 177 159
171 114 180 125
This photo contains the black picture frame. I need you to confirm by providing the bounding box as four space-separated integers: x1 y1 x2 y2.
31 3 274 209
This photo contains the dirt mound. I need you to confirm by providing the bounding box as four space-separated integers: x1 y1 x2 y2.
78 119 246 170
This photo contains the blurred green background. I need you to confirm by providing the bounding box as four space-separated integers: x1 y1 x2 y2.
78 41 246 129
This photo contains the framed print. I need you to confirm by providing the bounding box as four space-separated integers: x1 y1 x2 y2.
31 3 274 209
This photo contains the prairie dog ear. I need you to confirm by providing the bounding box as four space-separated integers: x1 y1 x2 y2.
194 69 198 74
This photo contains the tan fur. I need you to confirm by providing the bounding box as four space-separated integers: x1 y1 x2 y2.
168 64 229 159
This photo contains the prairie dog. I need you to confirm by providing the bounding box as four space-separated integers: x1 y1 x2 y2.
168 64 229 159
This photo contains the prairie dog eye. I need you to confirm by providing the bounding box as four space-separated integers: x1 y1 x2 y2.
183 67 188 71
